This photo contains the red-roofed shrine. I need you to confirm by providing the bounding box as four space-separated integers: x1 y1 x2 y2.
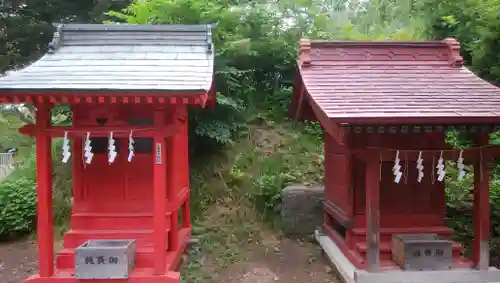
291 38 500 283
0 23 216 283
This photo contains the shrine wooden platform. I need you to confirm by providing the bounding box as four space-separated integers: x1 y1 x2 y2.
315 230 500 283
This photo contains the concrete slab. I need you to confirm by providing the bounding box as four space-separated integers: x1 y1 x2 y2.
314 229 500 283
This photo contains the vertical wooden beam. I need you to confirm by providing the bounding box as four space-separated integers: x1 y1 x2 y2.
153 108 167 275
168 109 179 251
182 198 191 229
365 152 380 272
35 103 54 277
179 107 191 229
72 137 83 205
473 133 491 270
71 107 84 209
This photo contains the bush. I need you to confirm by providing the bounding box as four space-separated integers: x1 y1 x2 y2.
0 177 37 238
189 93 246 156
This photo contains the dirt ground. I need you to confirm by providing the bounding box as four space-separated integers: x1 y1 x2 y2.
0 239 39 283
217 238 339 283
0 237 338 283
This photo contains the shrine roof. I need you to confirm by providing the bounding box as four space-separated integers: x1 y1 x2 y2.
294 38 500 125
0 24 215 93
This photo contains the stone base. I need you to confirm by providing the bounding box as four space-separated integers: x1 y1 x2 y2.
281 185 323 235
314 229 500 283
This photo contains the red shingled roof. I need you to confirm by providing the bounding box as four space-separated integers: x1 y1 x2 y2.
291 38 500 125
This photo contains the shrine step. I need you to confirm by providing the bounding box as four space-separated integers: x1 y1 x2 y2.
25 268 181 283
57 228 191 271
354 241 463 260
63 229 168 249
71 212 172 230
350 226 454 243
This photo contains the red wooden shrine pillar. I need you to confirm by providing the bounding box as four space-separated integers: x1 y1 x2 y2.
176 105 191 232
71 107 83 209
182 112 191 229
473 133 491 270
153 108 167 275
365 152 380 272
167 108 181 252
35 103 54 277
168 104 191 241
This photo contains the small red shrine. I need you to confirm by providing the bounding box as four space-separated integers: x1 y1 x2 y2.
290 38 500 283
0 23 215 283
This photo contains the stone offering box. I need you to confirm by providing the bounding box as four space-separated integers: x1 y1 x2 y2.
392 234 452 271
75 239 136 279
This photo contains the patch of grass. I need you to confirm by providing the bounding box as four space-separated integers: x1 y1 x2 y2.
181 120 324 282
230 122 324 222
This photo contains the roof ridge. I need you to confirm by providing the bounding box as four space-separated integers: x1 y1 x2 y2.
61 23 216 32
442 37 464 67
299 38 311 68
299 37 464 68
46 23 216 53
47 24 64 54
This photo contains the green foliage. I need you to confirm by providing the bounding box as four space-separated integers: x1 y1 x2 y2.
417 0 500 84
0 177 37 237
189 94 246 153
0 0 131 73
0 111 33 153
226 123 324 221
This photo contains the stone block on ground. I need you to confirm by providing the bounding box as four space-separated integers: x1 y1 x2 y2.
281 185 324 236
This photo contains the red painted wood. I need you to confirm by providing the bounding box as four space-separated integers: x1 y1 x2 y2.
19 124 178 138
153 108 167 274
17 103 196 283
179 109 191 229
24 268 181 283
182 199 191 228
0 93 212 106
324 132 351 216
365 152 380 272
473 133 491 269
167 111 178 251
35 104 54 277
353 147 500 164
71 137 83 209
292 39 500 272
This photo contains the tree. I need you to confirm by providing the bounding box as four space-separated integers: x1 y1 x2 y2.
0 0 131 73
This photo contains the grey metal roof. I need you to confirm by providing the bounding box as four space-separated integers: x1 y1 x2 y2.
0 24 215 92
